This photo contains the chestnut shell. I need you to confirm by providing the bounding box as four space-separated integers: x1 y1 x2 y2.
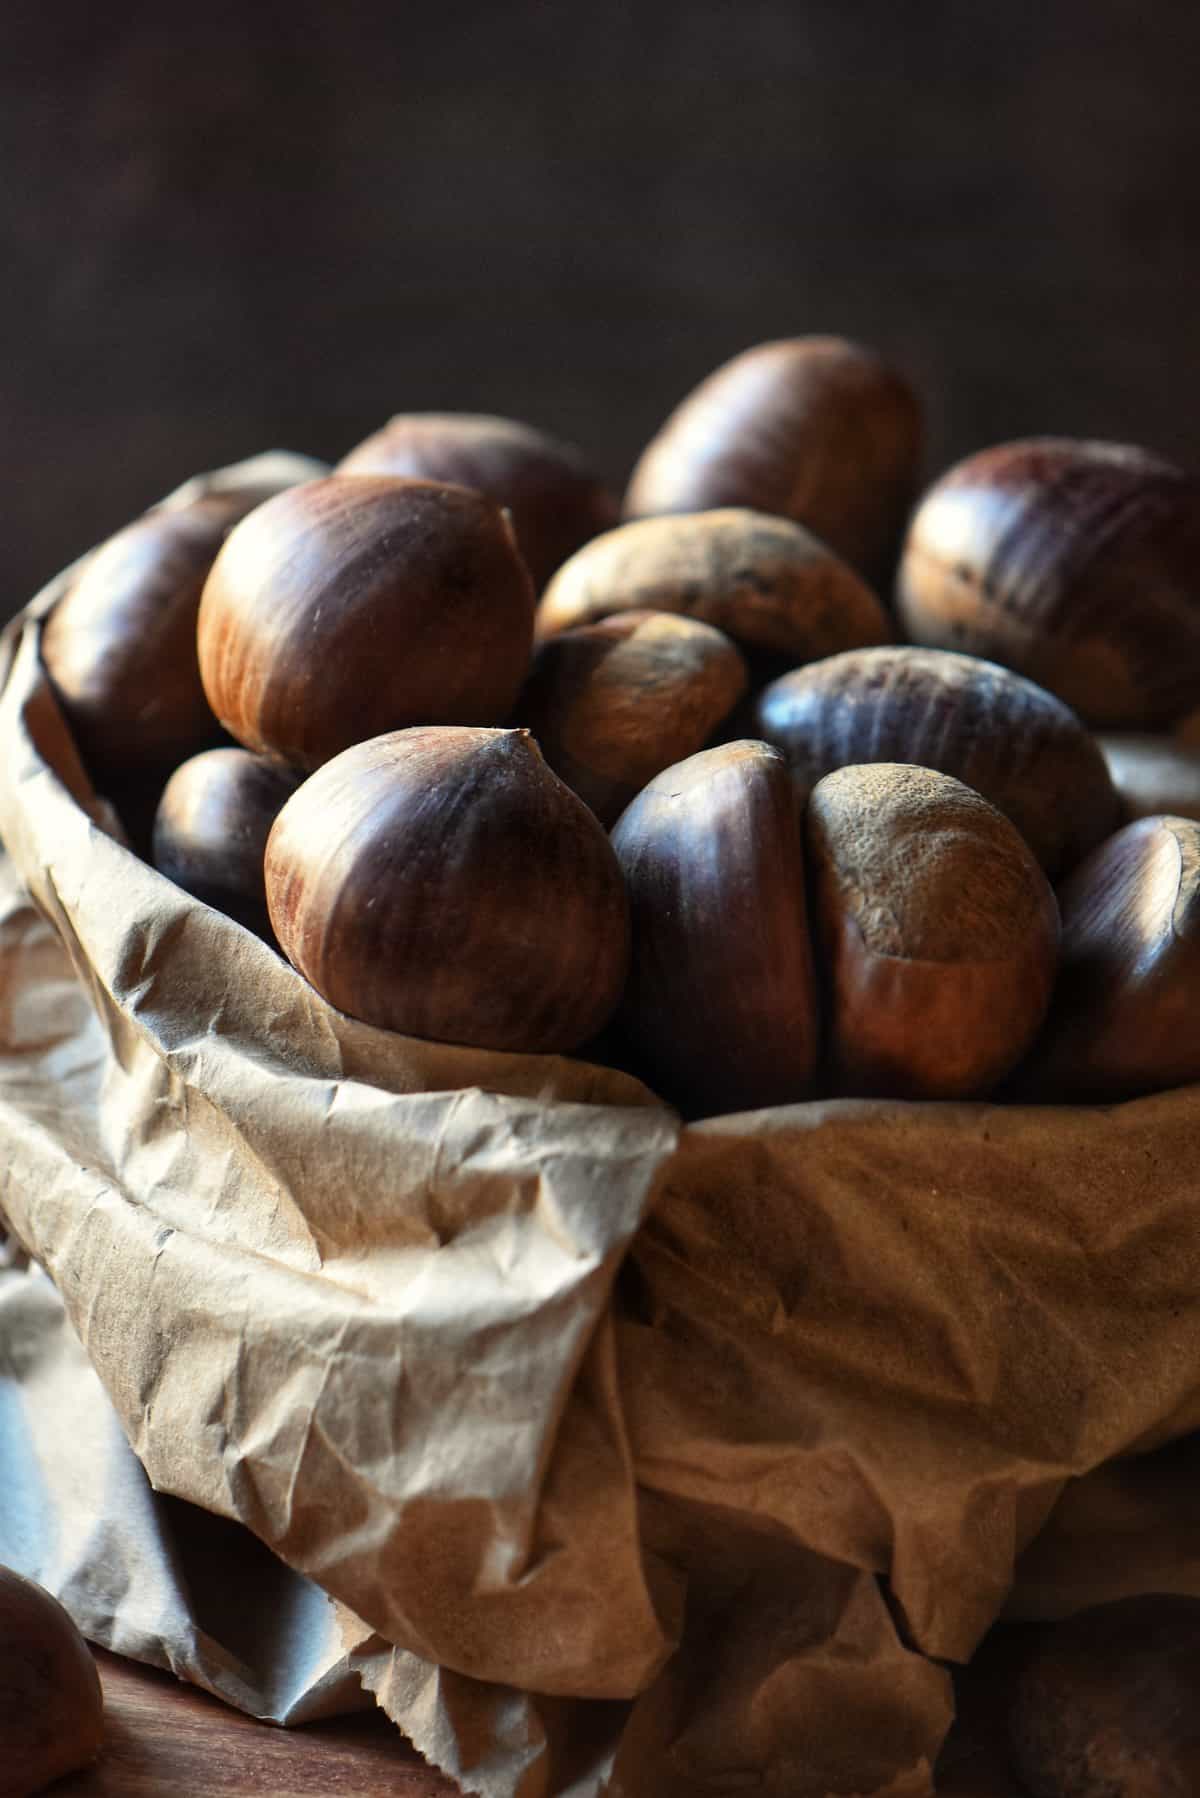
896 437 1200 729
152 747 302 935
265 726 630 1053
197 475 537 771
754 645 1122 879
623 336 923 584
0 1565 104 1796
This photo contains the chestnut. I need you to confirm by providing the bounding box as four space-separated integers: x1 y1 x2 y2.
152 747 303 935
754 644 1123 880
1099 733 1200 824
336 411 619 590
39 494 244 782
1022 813 1200 1100
264 725 629 1053
623 336 923 584
0 1565 104 1795
806 763 1060 1100
196 475 537 771
1008 1595 1200 1798
512 609 748 826
895 437 1200 730
610 740 820 1115
533 508 891 681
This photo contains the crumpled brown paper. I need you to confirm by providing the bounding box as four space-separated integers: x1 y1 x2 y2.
4 457 1200 1797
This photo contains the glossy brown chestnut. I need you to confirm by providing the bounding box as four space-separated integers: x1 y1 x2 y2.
152 747 303 935
513 609 748 826
610 740 820 1115
264 726 629 1053
39 495 245 781
0 1565 104 1796
623 336 923 584
533 508 891 681
806 763 1060 1099
1008 1595 1200 1798
754 644 1122 879
895 437 1200 729
197 475 537 771
1024 813 1200 1099
336 411 619 590
1099 733 1200 824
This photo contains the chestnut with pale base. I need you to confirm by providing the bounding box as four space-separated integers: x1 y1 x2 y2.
265 726 630 1055
610 740 820 1117
534 508 889 679
513 609 748 827
0 1566 104 1798
806 764 1060 1101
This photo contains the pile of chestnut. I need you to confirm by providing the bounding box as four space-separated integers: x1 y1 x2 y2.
37 337 1200 1114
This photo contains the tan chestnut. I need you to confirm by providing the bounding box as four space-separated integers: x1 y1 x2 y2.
754 644 1122 879
1099 733 1200 824
197 475 536 771
152 747 302 935
806 764 1060 1099
265 726 629 1052
1008 1595 1200 1798
533 508 890 681
896 437 1200 729
610 740 820 1115
623 336 922 583
336 411 619 590
0 1565 104 1796
513 609 748 826
1024 814 1200 1099
39 495 248 780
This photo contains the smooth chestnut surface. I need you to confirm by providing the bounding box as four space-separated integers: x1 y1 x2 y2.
0 1565 104 1797
754 644 1122 880
534 507 890 677
152 747 302 935
513 609 748 826
197 475 537 772
40 496 240 780
610 740 820 1115
1008 1595 1200 1798
1024 814 1200 1099
336 410 620 590
265 726 630 1053
1099 733 1200 824
896 437 1200 730
622 336 923 584
806 764 1060 1100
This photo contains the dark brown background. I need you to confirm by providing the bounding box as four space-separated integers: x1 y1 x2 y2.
4 0 1199 615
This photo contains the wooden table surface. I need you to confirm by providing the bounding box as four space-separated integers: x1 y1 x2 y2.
50 1644 1025 1796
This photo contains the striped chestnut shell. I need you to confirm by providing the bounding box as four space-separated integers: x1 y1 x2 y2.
753 644 1122 880
895 437 1200 730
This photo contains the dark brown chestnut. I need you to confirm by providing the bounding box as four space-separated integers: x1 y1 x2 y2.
0 1565 104 1796
264 726 629 1053
895 437 1200 730
39 495 246 782
807 763 1060 1100
610 740 820 1115
196 475 537 772
152 747 302 935
533 507 891 681
336 411 619 590
513 609 748 826
754 645 1123 879
1008 1595 1200 1798
1024 813 1200 1099
623 336 923 584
